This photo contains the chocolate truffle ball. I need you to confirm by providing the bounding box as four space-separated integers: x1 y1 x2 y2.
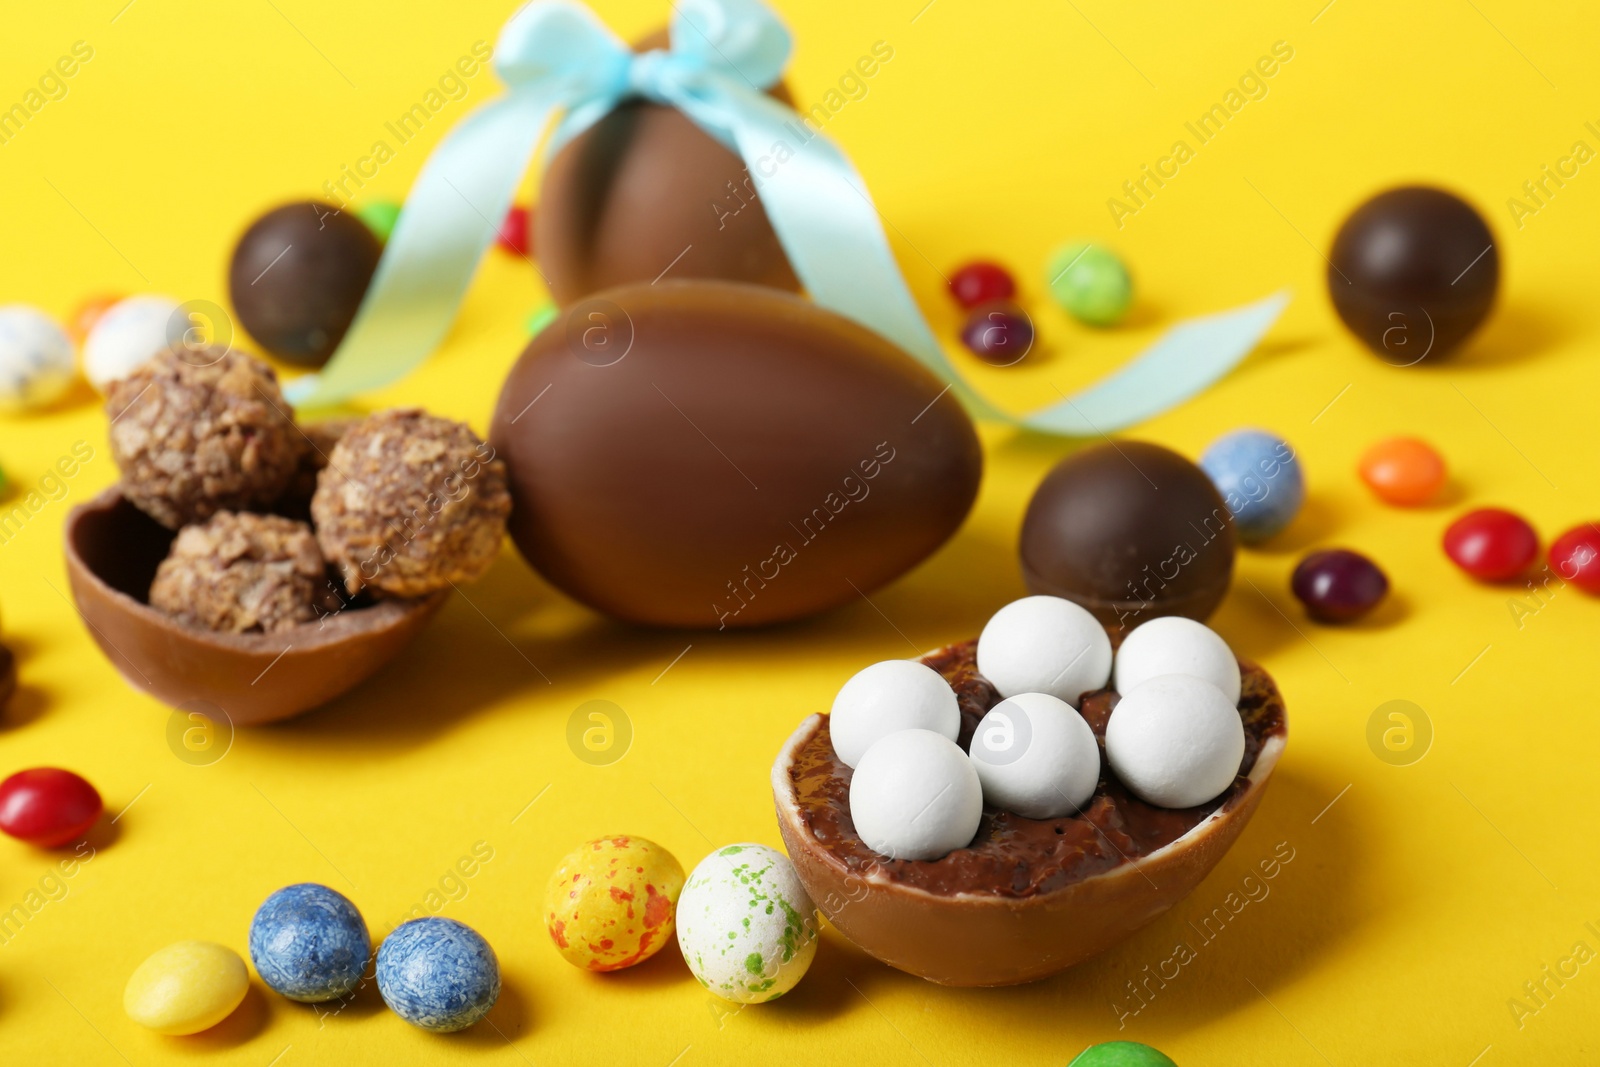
229 201 382 368
311 409 511 598
281 417 360 508
107 347 304 529
1019 441 1236 632
1328 187 1498 365
150 512 327 634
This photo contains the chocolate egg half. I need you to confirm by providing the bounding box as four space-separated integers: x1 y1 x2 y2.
490 281 981 628
1020 441 1236 633
535 32 800 305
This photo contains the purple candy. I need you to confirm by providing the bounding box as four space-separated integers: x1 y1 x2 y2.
960 301 1034 366
1291 549 1388 622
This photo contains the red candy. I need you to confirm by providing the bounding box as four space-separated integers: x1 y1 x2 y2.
1443 508 1539 582
1550 523 1600 595
948 261 1016 309
0 768 102 847
497 205 531 257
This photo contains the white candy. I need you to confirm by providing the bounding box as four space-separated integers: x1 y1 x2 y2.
1105 674 1245 809
1114 616 1241 705
968 692 1100 819
976 595 1112 708
830 659 959 768
677 844 818 1003
849 729 982 861
82 295 181 391
0 305 75 411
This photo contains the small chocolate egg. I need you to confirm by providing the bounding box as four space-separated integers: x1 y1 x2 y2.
535 31 800 305
490 281 981 628
228 201 382 368
1328 187 1498 364
1019 441 1236 633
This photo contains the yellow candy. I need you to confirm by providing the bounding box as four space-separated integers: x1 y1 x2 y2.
124 940 248 1035
545 835 685 972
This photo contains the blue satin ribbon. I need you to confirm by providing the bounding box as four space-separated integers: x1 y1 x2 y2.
287 0 1288 435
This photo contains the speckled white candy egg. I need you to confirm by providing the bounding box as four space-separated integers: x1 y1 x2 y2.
0 305 75 410
677 844 818 1004
1114 616 1242 705
830 659 959 768
82 294 181 391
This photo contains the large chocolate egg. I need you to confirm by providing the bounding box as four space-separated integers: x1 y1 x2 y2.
535 32 800 305
229 201 382 368
490 281 981 628
1020 441 1235 633
1328 186 1498 365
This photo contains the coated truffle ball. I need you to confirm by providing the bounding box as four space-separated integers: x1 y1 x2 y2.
149 512 327 634
229 201 382 368
106 348 304 529
311 409 511 597
1020 441 1236 633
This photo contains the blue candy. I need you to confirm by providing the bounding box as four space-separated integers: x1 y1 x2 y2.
1200 428 1304 544
249 883 371 1003
376 917 500 1032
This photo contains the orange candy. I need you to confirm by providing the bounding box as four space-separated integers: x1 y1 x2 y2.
66 293 123 344
1358 436 1446 505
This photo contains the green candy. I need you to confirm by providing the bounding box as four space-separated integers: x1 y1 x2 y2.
1068 1041 1178 1067
1046 241 1133 326
357 200 402 243
525 302 559 337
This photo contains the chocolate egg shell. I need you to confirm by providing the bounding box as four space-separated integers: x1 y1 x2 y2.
1328 186 1498 365
536 32 800 305
1020 441 1236 633
228 201 382 368
490 281 981 629
64 488 446 725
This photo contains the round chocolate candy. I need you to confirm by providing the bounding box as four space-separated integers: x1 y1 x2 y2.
228 201 382 368
1020 441 1237 632
1328 187 1498 365
535 31 800 305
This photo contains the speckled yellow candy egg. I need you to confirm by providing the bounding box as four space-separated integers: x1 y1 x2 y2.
123 940 248 1035
545 835 685 971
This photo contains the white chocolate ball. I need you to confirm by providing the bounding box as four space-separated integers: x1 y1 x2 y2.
0 305 75 411
1105 674 1245 809
830 659 959 768
968 692 1100 819
849 729 982 861
976 595 1112 708
1114 616 1241 705
83 295 181 391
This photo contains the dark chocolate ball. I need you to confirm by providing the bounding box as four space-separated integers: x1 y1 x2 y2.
535 30 800 306
1019 441 1236 633
1328 187 1498 365
229 201 382 368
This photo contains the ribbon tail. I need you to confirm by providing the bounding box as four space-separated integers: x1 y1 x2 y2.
286 90 562 409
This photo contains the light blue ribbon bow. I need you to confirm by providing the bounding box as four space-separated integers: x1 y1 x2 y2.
287 0 1288 436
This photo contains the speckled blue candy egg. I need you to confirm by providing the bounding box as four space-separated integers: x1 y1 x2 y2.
376 917 499 1032
248 883 370 1003
1200 429 1304 544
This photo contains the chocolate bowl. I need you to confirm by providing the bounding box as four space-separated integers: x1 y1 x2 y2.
63 488 447 725
772 640 1286 986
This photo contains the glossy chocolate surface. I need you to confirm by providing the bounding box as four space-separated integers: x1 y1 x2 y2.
1020 441 1237 632
490 281 981 628
1328 186 1498 364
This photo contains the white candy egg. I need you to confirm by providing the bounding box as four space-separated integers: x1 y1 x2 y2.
849 729 982 861
1114 616 1241 705
676 844 818 1003
1105 674 1245 809
830 659 959 768
968 692 1100 819
0 305 75 410
976 595 1112 707
83 295 181 391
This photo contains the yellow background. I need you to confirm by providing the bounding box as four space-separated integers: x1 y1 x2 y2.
1 0 1596 1063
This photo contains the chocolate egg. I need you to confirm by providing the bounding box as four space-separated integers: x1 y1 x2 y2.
490 281 981 628
535 32 800 305
1020 441 1235 633
1328 187 1498 365
229 201 382 368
